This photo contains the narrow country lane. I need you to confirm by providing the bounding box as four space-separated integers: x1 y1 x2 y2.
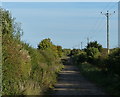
51 58 106 96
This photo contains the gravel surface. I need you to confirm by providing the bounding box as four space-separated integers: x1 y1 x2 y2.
51 59 106 96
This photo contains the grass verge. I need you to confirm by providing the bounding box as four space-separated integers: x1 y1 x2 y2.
77 62 120 96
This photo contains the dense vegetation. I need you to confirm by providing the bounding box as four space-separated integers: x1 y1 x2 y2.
1 8 120 96
71 41 120 96
1 8 64 95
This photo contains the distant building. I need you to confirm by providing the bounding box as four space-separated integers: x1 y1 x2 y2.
118 1 120 47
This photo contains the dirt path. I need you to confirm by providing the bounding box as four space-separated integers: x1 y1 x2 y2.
51 58 106 96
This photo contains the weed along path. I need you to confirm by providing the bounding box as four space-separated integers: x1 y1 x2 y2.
50 58 106 96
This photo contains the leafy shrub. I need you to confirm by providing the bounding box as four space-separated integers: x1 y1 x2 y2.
86 47 101 59
2 35 31 94
85 47 101 64
107 48 120 76
70 49 81 56
2 8 63 95
56 46 63 58
62 49 71 56
38 38 53 50
77 52 87 63
86 41 102 52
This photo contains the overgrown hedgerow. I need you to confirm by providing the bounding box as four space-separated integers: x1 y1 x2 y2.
71 41 120 96
2 8 63 95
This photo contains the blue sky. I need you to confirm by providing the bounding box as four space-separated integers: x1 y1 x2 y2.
2 2 118 49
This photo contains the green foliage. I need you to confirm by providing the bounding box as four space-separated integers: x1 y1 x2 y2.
56 46 63 58
70 42 102 65
1 8 28 94
2 8 63 95
77 51 87 63
86 47 101 59
85 47 100 65
77 63 120 96
62 49 71 56
1 8 23 39
1 9 14 35
13 22 23 40
38 38 53 50
86 41 102 52
70 49 81 56
81 41 102 65
2 34 31 95
38 38 63 58
71 42 120 96
107 48 120 76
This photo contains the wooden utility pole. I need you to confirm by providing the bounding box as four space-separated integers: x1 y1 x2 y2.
101 10 115 54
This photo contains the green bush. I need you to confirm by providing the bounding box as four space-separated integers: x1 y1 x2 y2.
38 38 53 50
77 62 120 96
70 49 81 56
2 35 31 95
77 51 87 63
86 47 101 64
86 41 102 52
71 41 120 96
86 47 101 59
2 8 63 95
62 49 71 56
107 48 120 76
56 46 63 58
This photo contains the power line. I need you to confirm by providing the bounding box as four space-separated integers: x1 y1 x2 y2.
88 2 117 48
91 2 113 34
91 4 116 35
